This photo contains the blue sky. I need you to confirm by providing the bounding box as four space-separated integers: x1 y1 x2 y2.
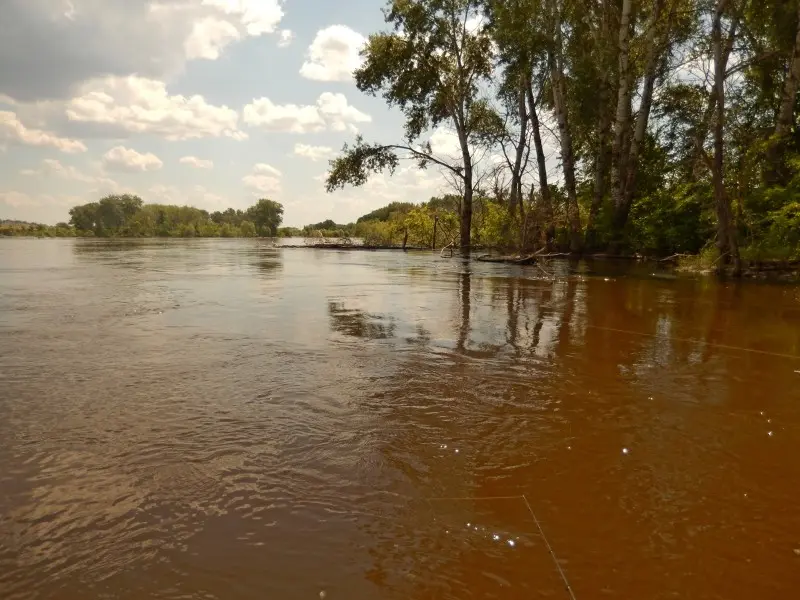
0 0 459 226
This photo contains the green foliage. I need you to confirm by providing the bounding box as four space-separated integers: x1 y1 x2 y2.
245 198 283 236
677 246 721 273
326 136 401 191
0 221 77 237
351 198 460 247
277 227 303 237
357 202 416 223
627 184 715 255
355 220 399 245
239 220 257 237
58 196 283 238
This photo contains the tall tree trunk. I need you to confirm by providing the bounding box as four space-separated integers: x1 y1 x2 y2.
549 0 581 252
768 1 800 184
776 1 800 138
712 0 741 275
510 82 529 216
586 0 613 249
691 21 737 179
610 0 633 239
460 170 473 253
586 90 612 249
620 0 667 221
455 107 473 253
526 83 554 248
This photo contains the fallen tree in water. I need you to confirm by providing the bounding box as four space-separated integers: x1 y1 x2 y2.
476 254 540 265
280 243 430 251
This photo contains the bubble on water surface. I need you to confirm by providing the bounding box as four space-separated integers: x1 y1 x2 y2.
507 540 515 547
622 448 629 455
493 534 500 541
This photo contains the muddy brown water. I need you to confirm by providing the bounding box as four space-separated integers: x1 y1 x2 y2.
1 238 799 600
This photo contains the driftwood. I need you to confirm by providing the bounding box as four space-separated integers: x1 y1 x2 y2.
659 253 691 263
476 254 539 265
280 243 429 251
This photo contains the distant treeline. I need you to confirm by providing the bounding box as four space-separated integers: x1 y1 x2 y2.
2 194 466 249
1 195 284 238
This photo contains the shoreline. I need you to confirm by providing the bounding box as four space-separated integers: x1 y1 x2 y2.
4 237 798 278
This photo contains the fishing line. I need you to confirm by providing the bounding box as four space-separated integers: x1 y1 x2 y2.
522 494 577 600
585 324 800 361
426 494 577 600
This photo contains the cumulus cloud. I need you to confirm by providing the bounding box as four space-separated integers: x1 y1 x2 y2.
66 76 245 140
293 143 333 161
202 0 284 36
243 92 370 133
0 110 86 153
0 190 82 212
0 191 38 209
277 29 294 48
180 156 214 169
300 25 365 82
184 17 241 60
429 127 462 157
243 163 282 194
102 146 163 173
20 158 117 187
0 0 287 102
253 163 282 177
149 183 230 211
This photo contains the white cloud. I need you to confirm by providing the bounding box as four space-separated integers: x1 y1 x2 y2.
184 17 241 60
429 127 462 157
243 175 281 195
243 92 370 133
253 163 281 177
243 98 324 133
0 191 38 208
294 143 333 161
149 183 230 211
0 110 86 153
66 76 246 141
278 29 295 47
316 92 371 132
0 1 288 103
202 0 284 36
300 25 365 82
180 156 214 169
361 166 443 202
102 146 163 173
0 190 81 211
243 163 282 195
20 158 117 187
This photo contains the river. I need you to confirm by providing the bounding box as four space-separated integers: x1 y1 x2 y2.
1 238 799 599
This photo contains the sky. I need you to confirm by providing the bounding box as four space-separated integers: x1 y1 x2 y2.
0 0 465 227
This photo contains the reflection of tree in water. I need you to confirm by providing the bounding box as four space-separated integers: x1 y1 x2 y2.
327 301 396 340
255 258 282 275
352 268 800 598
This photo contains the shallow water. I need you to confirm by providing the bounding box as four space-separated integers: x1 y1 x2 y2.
1 238 799 599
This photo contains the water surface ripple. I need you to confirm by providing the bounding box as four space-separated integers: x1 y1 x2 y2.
1 238 799 599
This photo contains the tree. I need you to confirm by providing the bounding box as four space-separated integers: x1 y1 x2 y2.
69 202 99 232
239 220 257 237
326 0 496 252
246 198 283 236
